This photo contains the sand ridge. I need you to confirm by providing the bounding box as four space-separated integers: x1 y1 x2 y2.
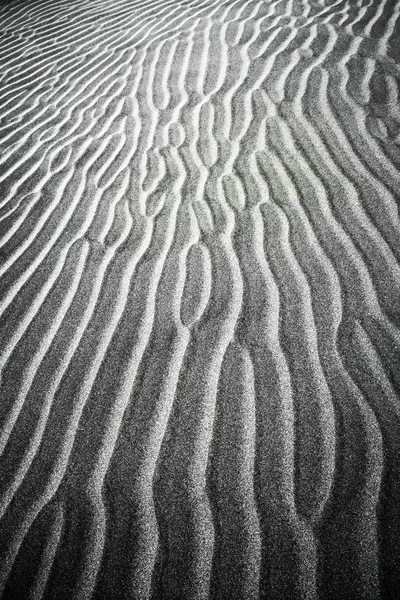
0 0 399 598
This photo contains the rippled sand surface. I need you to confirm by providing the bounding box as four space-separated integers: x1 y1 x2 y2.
0 0 400 598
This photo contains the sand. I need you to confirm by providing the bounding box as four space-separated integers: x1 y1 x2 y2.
0 0 399 598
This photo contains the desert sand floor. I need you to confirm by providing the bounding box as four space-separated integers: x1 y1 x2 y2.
0 0 400 598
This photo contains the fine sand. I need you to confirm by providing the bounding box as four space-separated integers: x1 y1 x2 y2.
0 0 400 598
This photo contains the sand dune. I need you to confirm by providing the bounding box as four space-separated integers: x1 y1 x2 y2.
0 0 399 598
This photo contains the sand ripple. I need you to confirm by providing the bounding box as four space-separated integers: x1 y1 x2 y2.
0 0 399 598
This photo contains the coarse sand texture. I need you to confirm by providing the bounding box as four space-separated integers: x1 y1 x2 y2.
0 0 400 598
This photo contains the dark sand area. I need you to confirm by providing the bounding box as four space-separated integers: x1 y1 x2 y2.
0 0 400 598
